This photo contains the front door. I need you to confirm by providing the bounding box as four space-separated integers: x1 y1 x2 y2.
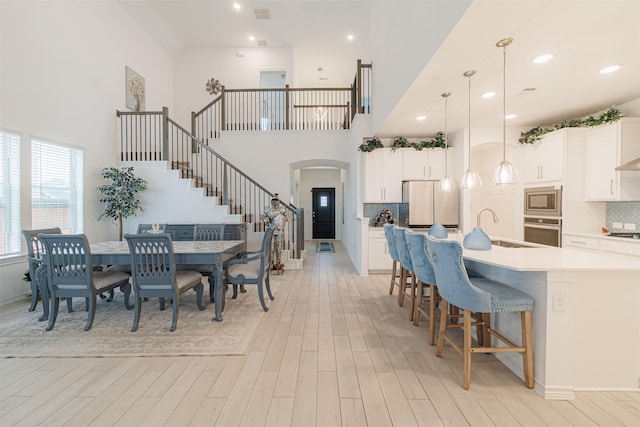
312 188 335 239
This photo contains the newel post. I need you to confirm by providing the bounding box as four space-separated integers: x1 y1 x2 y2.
162 106 169 161
285 84 290 130
296 207 304 257
221 85 226 131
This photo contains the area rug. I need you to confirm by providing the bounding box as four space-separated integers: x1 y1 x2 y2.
316 241 335 253
0 279 279 358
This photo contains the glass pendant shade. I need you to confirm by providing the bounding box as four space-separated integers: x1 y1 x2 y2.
438 92 455 192
493 37 520 185
461 69 481 189
461 169 482 189
493 159 520 184
438 175 456 192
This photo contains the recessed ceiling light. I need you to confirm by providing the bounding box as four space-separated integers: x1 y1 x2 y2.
248 35 255 41
532 53 553 64
233 2 241 11
482 91 496 98
347 34 354 41
599 64 621 74
416 115 426 121
505 114 517 120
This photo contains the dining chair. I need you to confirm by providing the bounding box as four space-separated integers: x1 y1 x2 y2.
124 233 205 332
192 224 227 302
225 224 276 312
383 224 402 298
426 235 534 390
22 227 62 316
38 233 133 331
392 226 417 319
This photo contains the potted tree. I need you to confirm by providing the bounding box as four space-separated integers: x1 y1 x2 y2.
97 166 148 241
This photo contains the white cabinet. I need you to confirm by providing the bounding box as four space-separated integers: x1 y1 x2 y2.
562 234 599 251
584 119 640 201
368 228 392 271
562 233 640 258
364 148 403 202
523 132 565 184
402 148 447 180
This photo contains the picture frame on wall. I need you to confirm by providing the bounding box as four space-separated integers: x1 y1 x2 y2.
125 66 145 112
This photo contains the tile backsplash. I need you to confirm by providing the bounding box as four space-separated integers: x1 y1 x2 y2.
606 201 640 231
364 203 408 227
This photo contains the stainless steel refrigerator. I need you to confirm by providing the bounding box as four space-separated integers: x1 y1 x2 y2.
402 180 459 227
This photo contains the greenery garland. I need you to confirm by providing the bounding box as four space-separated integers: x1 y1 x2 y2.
359 133 447 153
358 137 384 152
519 107 622 144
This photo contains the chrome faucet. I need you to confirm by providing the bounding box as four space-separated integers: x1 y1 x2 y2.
477 208 499 228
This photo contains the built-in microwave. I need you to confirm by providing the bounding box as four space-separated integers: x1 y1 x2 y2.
524 186 562 217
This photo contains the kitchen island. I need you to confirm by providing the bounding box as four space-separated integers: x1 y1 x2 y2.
462 241 640 399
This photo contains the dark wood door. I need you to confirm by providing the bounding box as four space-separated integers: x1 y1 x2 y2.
312 188 335 239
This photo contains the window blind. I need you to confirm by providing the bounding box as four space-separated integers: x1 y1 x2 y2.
0 131 21 256
31 139 83 234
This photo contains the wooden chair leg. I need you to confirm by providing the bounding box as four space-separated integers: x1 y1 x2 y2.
428 285 437 346
408 275 416 321
463 310 472 390
521 311 535 388
397 267 406 306
435 299 449 357
413 280 424 326
388 260 397 295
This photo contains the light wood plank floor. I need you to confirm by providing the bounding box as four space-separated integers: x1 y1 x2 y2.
1 241 639 426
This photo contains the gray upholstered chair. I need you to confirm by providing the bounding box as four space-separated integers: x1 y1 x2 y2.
192 224 226 302
38 234 133 331
426 235 534 390
124 233 205 332
383 224 402 297
225 224 276 312
392 226 417 319
405 230 440 345
22 227 62 317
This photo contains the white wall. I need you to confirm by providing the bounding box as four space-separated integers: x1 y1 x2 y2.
0 0 174 304
173 47 294 126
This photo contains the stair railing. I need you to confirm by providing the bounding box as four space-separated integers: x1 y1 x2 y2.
192 60 371 143
116 108 304 259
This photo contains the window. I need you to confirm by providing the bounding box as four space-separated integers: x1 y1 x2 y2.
0 131 21 256
31 139 83 234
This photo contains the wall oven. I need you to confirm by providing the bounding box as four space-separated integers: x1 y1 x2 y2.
524 186 562 217
524 217 562 247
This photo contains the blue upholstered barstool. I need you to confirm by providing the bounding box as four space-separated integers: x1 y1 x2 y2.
393 226 417 320
405 230 440 345
426 235 534 390
383 224 402 297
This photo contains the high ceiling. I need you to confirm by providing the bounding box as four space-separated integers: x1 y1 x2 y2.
120 0 640 138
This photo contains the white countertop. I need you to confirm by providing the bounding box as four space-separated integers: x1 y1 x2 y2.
463 240 640 272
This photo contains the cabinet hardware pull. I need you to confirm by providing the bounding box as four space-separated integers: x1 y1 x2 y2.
610 179 614 195
569 240 586 245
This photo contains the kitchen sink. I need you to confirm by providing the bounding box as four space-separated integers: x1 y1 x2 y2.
491 239 537 248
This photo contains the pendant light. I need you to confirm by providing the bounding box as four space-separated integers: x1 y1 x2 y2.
460 70 482 189
438 92 455 192
493 37 520 185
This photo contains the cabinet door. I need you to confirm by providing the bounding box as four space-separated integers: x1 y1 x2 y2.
584 125 618 200
383 149 404 202
524 133 565 183
368 238 391 270
426 149 447 179
364 150 386 202
402 149 428 180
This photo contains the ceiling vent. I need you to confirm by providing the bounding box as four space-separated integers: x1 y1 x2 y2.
257 40 268 47
254 8 271 19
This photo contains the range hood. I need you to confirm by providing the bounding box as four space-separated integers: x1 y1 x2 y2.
615 157 640 171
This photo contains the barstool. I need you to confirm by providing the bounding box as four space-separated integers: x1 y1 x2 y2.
392 226 417 320
383 224 402 297
427 235 534 390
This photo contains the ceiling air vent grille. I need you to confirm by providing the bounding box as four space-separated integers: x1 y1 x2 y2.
254 8 271 20
257 40 268 47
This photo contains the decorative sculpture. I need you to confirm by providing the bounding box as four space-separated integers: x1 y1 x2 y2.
264 194 287 274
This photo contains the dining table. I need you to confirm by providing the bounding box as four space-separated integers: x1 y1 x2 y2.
89 239 246 321
36 239 245 322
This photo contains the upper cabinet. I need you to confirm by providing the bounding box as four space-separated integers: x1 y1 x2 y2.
402 148 447 180
364 148 403 202
523 131 565 184
584 118 640 201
